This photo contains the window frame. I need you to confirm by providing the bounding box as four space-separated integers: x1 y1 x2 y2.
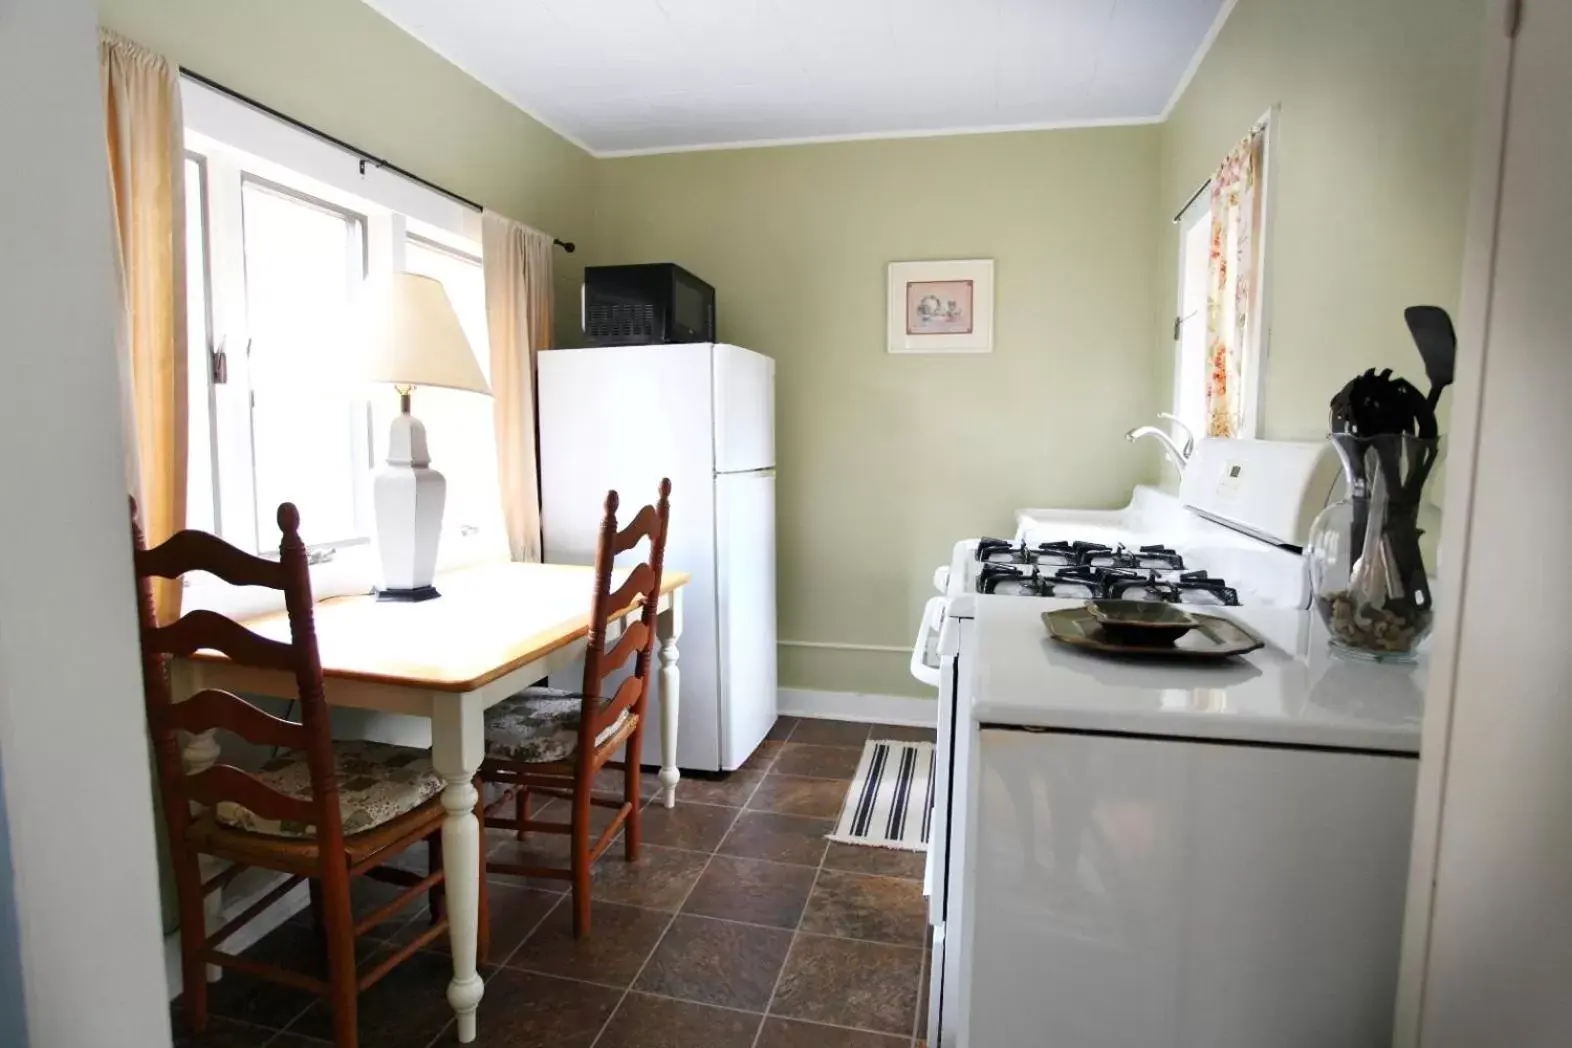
1172 193 1212 445
184 151 221 537
405 232 482 270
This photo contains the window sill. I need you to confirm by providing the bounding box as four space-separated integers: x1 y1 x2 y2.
181 530 509 620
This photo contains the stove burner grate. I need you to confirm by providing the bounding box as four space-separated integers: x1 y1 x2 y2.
976 561 1240 606
975 538 1186 572
1081 543 1186 571
975 538 1114 567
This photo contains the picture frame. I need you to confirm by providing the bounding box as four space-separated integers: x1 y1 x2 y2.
887 258 995 354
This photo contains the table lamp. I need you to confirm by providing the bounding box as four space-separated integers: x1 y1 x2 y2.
352 272 491 601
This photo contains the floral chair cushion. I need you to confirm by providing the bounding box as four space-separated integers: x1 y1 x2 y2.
214 740 444 839
484 687 631 764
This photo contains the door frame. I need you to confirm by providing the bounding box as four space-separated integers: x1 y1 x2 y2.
1391 2 1519 1042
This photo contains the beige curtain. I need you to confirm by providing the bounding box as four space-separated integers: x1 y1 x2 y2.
482 210 554 563
102 29 187 623
1204 122 1267 439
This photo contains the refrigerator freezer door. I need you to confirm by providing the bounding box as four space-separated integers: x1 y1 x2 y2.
713 344 775 473
714 469 778 769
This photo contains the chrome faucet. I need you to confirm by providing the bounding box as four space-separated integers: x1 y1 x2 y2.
1126 413 1196 473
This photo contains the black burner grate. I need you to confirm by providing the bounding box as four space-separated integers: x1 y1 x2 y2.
971 535 1237 604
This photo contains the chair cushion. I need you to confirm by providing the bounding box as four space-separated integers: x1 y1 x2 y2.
214 740 444 839
484 687 631 764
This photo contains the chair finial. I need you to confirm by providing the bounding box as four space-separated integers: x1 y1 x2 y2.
605 490 620 516
277 502 301 536
658 477 671 500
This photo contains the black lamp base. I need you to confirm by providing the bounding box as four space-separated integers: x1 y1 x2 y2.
375 585 441 603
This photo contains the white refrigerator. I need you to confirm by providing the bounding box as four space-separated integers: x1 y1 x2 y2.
536 342 777 772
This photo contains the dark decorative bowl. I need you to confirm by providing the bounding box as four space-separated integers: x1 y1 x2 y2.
1084 599 1198 646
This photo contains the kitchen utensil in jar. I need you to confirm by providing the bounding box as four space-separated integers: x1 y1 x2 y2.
1404 305 1457 413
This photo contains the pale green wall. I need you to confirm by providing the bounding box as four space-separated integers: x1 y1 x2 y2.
97 0 595 343
1156 0 1485 446
593 130 1163 696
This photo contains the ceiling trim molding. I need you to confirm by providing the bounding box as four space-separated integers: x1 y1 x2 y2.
367 2 600 157
593 113 1165 159
1159 0 1240 121
369 0 1226 159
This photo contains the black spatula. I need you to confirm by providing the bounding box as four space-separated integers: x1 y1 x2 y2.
1403 305 1456 414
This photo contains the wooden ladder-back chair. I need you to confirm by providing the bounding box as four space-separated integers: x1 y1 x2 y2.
480 478 672 938
135 501 472 1048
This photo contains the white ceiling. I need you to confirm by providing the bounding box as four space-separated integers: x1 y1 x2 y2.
366 0 1230 156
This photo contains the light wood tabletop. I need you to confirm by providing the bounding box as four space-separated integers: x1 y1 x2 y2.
189 561 691 693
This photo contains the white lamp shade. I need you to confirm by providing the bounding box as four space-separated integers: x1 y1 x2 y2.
352 272 491 396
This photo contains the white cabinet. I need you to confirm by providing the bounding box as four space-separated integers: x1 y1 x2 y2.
965 728 1417 1048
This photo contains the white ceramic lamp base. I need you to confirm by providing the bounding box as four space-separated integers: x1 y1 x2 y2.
373 405 446 601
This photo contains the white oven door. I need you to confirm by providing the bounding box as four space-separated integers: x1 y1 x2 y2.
925 609 963 923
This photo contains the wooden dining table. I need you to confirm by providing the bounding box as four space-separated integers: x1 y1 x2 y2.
170 560 689 1043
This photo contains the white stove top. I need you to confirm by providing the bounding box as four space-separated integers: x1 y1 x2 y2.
938 485 1312 609
961 597 1425 753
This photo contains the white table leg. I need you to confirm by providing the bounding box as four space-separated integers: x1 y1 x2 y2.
430 693 486 1043
657 589 684 809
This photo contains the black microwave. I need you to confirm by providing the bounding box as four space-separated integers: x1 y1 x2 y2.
582 262 716 346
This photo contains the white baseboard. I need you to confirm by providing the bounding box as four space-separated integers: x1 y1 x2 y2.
165 871 311 1001
778 688 936 727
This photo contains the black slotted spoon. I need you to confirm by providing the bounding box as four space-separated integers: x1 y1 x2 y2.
1403 305 1457 435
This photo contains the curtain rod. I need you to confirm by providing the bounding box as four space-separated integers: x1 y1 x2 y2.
179 67 576 253
1171 178 1212 224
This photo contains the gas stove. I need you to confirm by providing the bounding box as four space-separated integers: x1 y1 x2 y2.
914 440 1414 1048
972 538 1240 606
913 441 1345 686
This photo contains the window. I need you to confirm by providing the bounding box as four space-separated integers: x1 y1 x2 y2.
181 84 500 585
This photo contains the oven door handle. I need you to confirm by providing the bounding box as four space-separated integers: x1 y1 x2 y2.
910 597 946 687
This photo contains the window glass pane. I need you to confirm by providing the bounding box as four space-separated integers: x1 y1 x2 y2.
386 239 503 545
241 180 365 547
184 156 216 535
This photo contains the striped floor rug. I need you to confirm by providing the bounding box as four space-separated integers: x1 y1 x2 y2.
827 739 934 852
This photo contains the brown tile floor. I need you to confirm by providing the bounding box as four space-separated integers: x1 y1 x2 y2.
173 717 936 1048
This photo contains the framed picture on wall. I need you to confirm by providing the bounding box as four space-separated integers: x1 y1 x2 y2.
887 258 995 354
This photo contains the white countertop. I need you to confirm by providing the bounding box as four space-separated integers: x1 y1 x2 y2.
964 597 1427 753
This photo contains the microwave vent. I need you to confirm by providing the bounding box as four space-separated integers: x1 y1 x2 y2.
586 301 657 342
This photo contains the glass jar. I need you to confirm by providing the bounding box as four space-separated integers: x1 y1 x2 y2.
1308 433 1440 662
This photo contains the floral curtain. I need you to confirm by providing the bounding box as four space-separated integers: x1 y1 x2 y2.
1204 123 1267 438
101 28 187 623
482 210 554 563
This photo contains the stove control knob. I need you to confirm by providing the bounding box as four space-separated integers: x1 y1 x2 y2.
933 566 951 594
